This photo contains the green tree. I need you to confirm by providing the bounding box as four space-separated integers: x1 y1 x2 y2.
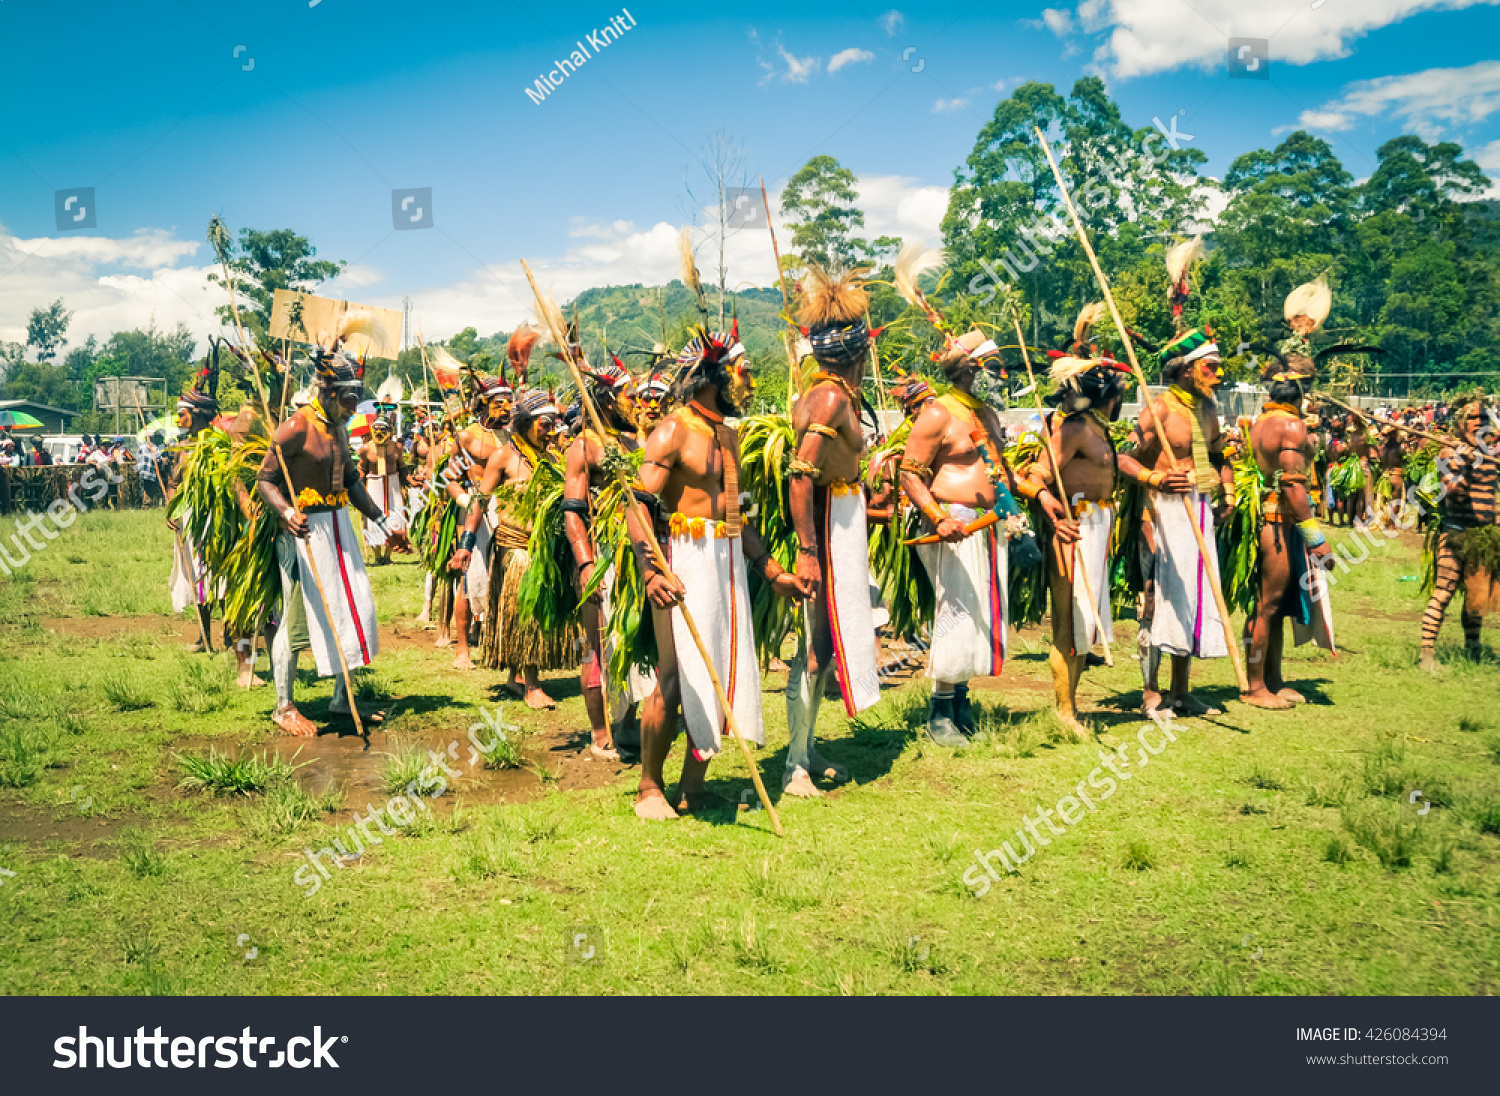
208 228 345 340
25 299 72 363
780 155 886 272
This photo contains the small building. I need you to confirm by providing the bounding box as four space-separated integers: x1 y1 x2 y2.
0 399 83 434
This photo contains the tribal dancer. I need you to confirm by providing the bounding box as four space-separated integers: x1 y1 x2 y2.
1239 341 1336 709
357 410 409 565
165 350 221 653
442 338 523 669
1420 399 1500 671
255 345 389 736
473 385 576 708
782 265 882 798
893 245 1055 745
635 353 675 432
1017 335 1133 736
562 353 655 759
627 327 805 820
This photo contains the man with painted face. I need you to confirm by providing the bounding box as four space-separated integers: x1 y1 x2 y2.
626 326 807 820
635 352 675 432
166 351 222 654
472 385 576 708
1116 328 1234 717
443 344 522 671
1016 322 1134 736
255 346 389 736
562 353 655 760
357 413 409 565
781 265 885 798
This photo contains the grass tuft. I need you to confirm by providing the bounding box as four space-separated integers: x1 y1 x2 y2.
170 655 232 714
176 748 306 797
102 671 154 712
0 724 55 788
1322 835 1356 865
1341 799 1422 869
1122 838 1155 871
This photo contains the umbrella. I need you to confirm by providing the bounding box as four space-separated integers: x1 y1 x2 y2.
0 410 44 429
347 412 376 438
134 412 180 445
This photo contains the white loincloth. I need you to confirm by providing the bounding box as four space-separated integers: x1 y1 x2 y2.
362 473 406 547
169 516 210 612
666 520 763 758
598 562 657 711
291 509 380 676
824 485 881 715
1066 503 1114 650
1148 489 1227 659
1292 538 1336 653
466 499 496 620
915 502 1008 684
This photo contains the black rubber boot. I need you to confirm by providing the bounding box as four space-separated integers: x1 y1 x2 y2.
953 684 976 736
925 694 966 746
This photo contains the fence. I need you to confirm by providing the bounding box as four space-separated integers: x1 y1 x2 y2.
0 466 143 515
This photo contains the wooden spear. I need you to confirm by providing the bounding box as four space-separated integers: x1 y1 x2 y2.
1009 310 1112 666
1032 129 1249 692
208 217 369 740
759 176 801 406
520 259 783 834
1315 392 1497 464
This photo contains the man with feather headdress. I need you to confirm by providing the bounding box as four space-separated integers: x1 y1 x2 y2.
468 383 576 708
166 346 224 655
625 325 806 820
776 265 885 797
357 376 411 565
255 336 390 736
441 331 530 670
561 351 655 758
1238 277 1338 708
1015 305 1134 736
1117 237 1233 717
894 243 1059 745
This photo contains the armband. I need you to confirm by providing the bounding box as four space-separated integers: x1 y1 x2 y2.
1014 478 1043 501
789 458 821 478
458 531 477 551
456 491 473 509
900 458 934 481
560 497 591 518
281 506 297 524
1137 470 1166 490
1297 518 1326 548
632 488 664 516
805 423 839 440
1279 471 1309 486
920 502 947 526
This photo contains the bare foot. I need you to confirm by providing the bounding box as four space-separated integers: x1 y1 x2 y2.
1058 711 1091 739
501 680 527 700
1275 687 1305 705
1419 648 1437 672
273 708 319 737
635 793 679 821
1141 689 1164 717
1171 694 1224 716
434 635 453 649
236 671 266 689
330 701 386 724
452 654 474 671
806 751 849 784
781 768 824 798
1239 688 1292 711
524 688 555 710
769 657 789 673
588 742 620 761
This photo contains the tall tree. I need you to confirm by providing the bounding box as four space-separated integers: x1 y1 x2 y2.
781 155 893 273
683 130 752 326
207 228 345 340
25 299 72 363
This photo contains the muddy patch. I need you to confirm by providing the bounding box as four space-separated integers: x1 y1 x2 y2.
0 798 175 856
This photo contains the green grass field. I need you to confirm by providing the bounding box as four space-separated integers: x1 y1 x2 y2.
1 507 1497 995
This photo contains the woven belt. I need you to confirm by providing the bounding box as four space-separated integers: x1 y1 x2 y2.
1262 492 1285 522
495 516 531 550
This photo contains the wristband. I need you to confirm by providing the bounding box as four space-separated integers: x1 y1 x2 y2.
761 558 786 581
1297 518 1326 548
921 502 947 526
798 545 818 557
1139 470 1165 489
456 492 473 508
1014 478 1043 501
458 531 477 551
282 506 297 524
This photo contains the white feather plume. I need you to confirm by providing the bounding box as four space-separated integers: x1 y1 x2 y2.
1284 275 1332 331
894 241 946 311
1165 235 1204 286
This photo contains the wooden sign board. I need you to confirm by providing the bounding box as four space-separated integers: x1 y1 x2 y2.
269 289 404 360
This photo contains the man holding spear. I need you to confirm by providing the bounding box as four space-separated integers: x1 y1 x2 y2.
627 327 807 819
255 344 389 736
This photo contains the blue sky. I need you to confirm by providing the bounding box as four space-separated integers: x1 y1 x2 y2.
3 0 1499 347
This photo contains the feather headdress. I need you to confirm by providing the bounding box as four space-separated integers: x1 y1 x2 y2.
330 310 388 360
893 241 947 333
178 339 222 416
1072 302 1104 353
428 345 465 397
506 323 542 387
375 374 404 408
678 225 708 318
1284 276 1332 334
797 264 874 367
1047 353 1131 415
1165 235 1204 328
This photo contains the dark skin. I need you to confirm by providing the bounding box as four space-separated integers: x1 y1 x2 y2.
358 428 410 561
1241 391 1333 710
1116 357 1234 715
165 406 217 653
1019 391 1126 736
626 379 806 818
563 386 641 752
442 397 509 668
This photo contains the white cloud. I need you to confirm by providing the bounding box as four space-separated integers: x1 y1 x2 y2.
1054 0 1500 78
1473 138 1500 170
991 78 1008 91
1292 60 1500 139
758 40 819 85
878 10 905 36
828 47 875 74
1041 8 1075 35
932 97 971 114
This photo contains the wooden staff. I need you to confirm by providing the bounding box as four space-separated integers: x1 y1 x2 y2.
1315 392 1497 464
208 219 368 740
521 260 782 833
1011 312 1112 667
1033 129 1248 692
759 176 801 406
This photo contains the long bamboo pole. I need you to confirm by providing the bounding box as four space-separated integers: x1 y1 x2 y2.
1032 128 1249 693
1315 392 1496 464
520 260 782 833
209 222 369 739
759 177 800 407
1010 313 1112 666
